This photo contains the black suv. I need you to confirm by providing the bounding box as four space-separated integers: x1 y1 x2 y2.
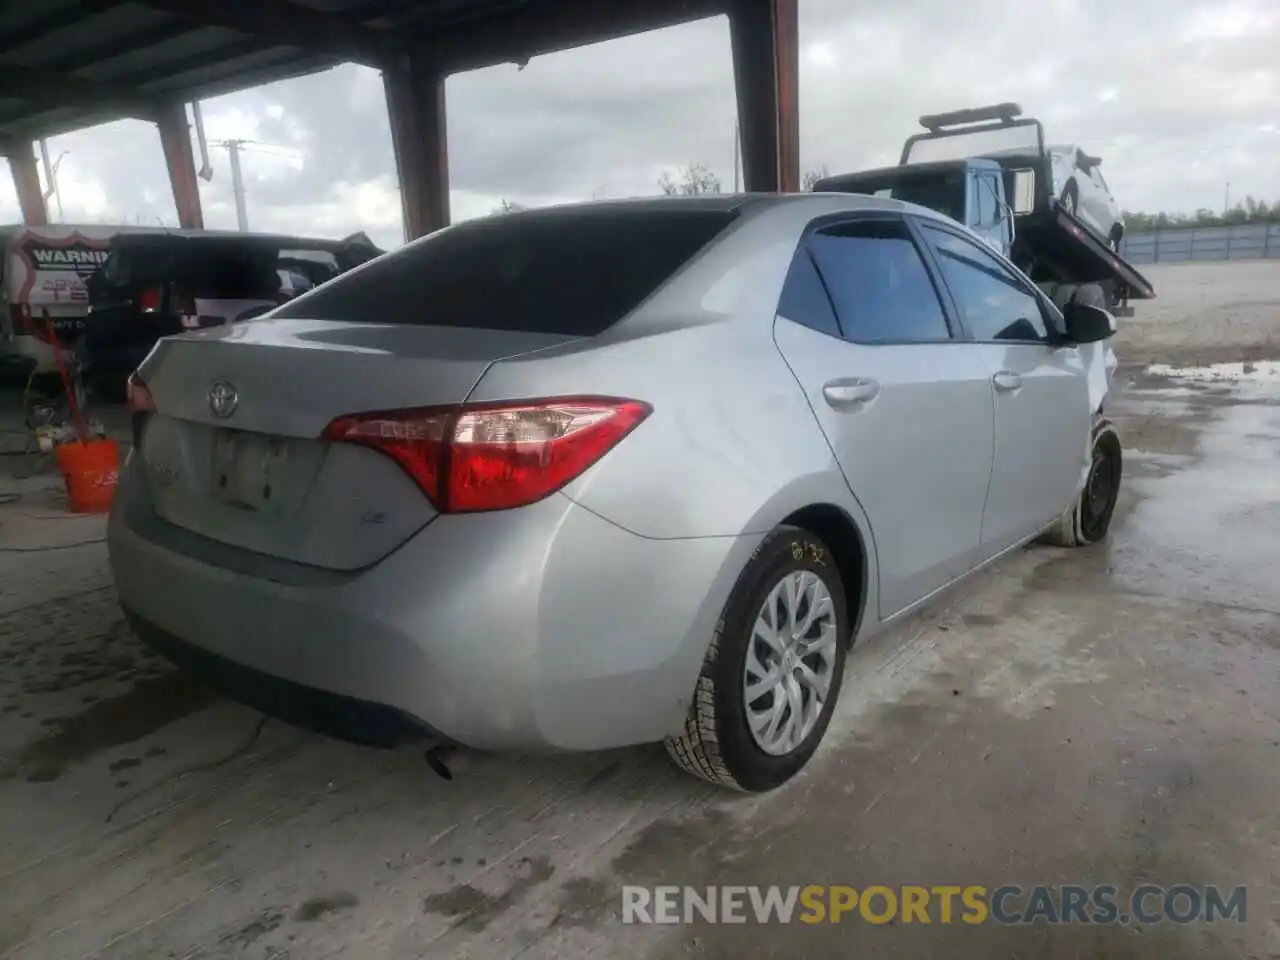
80 230 381 400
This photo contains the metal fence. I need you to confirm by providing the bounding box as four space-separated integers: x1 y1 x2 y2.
1119 223 1280 264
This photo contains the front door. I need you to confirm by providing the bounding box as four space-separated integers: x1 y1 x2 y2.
918 223 1092 553
773 215 996 619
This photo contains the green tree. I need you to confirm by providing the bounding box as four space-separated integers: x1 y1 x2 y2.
1122 199 1280 230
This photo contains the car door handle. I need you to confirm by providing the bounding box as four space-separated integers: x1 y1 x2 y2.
992 371 1023 393
822 378 881 410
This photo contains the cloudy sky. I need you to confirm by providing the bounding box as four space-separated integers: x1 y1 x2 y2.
1 0 1276 249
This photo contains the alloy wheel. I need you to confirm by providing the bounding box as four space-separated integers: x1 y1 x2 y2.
743 571 839 756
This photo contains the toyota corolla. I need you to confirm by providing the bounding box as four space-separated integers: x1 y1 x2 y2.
108 194 1122 792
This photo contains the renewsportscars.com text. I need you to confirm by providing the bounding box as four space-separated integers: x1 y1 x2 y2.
622 884 1247 926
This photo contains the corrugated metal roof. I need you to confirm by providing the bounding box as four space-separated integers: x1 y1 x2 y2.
0 0 721 144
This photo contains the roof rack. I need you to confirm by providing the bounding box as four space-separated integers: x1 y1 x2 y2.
918 103 1024 133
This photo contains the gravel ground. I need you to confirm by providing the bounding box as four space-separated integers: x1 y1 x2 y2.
1114 260 1280 367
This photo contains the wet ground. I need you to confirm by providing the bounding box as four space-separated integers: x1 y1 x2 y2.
1 261 1278 958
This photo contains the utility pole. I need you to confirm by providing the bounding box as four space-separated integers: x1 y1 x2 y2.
1224 182 1230 215
209 138 295 231
223 139 248 231
733 122 741 193
39 141 68 222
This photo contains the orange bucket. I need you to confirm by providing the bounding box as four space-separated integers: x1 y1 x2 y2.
55 439 120 514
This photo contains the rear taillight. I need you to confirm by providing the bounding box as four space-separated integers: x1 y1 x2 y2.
323 397 651 513
126 371 156 415
137 287 163 313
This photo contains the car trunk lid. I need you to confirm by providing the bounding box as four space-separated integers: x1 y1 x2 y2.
136 318 579 570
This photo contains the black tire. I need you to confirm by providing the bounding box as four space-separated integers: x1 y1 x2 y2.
1060 181 1079 217
1046 282 1108 314
1042 418 1122 547
666 526 849 792
88 373 128 405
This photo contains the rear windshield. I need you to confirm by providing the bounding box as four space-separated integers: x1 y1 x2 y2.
101 242 283 299
271 208 738 335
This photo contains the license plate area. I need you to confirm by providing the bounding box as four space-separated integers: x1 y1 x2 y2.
211 430 290 515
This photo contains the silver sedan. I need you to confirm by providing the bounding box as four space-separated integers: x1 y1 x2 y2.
108 193 1122 792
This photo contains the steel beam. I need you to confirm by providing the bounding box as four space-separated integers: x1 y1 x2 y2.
425 0 725 74
156 102 204 229
383 56 450 241
729 0 799 193
0 65 160 120
131 0 403 68
3 142 49 226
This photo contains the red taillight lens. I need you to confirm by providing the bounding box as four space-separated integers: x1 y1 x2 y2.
126 371 156 415
323 397 651 513
137 287 163 313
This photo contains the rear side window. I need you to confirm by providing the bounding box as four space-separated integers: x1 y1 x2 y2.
806 219 952 343
179 248 281 299
777 248 840 337
273 209 738 336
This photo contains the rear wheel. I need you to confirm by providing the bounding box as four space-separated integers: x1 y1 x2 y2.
666 526 849 792
1042 418 1122 547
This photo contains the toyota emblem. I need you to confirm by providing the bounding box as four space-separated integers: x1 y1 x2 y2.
209 380 239 419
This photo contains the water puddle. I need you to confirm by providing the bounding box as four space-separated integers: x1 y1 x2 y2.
1146 360 1280 383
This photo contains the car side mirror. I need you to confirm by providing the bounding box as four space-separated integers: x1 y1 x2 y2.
1063 301 1115 343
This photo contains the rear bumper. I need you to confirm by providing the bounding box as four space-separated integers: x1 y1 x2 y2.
108 453 760 751
126 610 442 748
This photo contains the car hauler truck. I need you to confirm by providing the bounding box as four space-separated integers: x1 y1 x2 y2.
812 103 1155 317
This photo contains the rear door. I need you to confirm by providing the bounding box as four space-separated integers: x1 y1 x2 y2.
917 222 1091 553
773 215 996 619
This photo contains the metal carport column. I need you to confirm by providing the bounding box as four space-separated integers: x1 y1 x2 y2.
157 101 205 230
731 0 799 195
384 55 450 243
4 141 49 226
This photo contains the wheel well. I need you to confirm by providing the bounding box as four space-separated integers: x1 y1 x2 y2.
781 504 868 645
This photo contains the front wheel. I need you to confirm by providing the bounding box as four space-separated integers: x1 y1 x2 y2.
666 527 849 792
1042 418 1122 547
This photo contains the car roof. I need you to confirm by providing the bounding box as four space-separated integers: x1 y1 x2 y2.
468 191 929 225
